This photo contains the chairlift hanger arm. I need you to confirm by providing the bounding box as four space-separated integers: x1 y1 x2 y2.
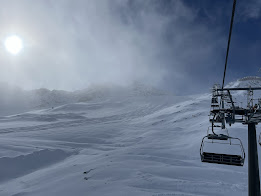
227 90 236 122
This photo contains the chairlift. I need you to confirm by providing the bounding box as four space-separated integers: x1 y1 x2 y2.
209 113 224 124
200 127 245 166
211 96 219 108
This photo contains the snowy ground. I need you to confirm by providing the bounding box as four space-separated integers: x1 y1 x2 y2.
0 83 260 196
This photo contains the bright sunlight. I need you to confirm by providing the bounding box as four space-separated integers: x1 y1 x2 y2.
4 35 23 55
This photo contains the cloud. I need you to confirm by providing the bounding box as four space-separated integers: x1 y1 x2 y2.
0 0 226 94
239 0 261 20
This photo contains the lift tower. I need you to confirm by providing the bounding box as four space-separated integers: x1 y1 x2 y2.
201 86 261 196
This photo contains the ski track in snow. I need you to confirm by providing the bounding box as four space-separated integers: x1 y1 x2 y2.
0 90 258 196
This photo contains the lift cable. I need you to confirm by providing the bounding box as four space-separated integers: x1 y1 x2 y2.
222 0 237 89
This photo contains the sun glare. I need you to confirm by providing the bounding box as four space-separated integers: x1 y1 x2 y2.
4 35 23 55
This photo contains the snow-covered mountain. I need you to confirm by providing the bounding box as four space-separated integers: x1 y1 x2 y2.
226 76 261 88
224 76 261 108
0 83 167 116
0 78 260 196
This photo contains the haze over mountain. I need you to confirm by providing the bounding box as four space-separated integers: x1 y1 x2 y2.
0 82 167 116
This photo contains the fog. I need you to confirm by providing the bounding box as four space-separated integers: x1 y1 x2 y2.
0 0 260 94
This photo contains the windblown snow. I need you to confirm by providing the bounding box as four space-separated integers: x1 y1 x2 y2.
0 79 260 196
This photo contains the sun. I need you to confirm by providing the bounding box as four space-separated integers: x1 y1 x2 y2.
4 35 23 55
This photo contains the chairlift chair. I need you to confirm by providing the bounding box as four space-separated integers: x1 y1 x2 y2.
200 127 245 166
211 96 219 108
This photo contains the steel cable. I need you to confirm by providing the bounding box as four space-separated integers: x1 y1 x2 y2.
222 0 237 89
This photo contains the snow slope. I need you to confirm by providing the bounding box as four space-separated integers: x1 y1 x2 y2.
0 80 260 196
0 83 166 116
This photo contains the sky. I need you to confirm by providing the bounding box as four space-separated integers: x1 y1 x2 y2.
0 0 260 95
